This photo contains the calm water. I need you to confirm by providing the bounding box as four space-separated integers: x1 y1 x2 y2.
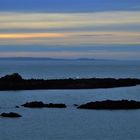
0 60 140 140
0 60 140 79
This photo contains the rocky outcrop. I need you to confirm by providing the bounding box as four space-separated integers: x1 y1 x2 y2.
15 106 20 108
21 101 45 108
21 101 66 108
0 73 23 81
77 100 140 110
0 112 22 118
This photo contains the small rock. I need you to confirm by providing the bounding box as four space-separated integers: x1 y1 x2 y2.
1 112 22 118
15 106 20 108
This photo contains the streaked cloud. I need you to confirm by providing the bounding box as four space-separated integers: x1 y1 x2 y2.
0 11 140 46
0 11 140 30
0 31 139 45
0 0 140 60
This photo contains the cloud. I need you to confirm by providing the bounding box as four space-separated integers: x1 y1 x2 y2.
0 11 140 30
0 11 140 45
0 10 140 59
0 31 139 46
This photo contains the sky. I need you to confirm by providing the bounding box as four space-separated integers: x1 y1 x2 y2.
0 0 140 59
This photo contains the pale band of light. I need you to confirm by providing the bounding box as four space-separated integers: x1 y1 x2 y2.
0 33 65 39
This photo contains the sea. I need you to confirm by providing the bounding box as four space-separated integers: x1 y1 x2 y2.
0 59 140 140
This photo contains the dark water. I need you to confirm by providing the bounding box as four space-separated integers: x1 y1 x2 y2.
0 60 140 140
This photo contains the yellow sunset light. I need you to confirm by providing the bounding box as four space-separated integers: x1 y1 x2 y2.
0 33 65 39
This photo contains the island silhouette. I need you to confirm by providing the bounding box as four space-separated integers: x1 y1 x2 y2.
0 73 140 91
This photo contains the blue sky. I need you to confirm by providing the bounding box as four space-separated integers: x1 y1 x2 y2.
0 0 140 59
0 0 140 12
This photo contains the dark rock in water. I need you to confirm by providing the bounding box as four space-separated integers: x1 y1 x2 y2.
21 101 66 108
74 104 78 107
77 100 140 110
15 106 20 108
21 101 45 108
0 112 22 118
46 103 66 108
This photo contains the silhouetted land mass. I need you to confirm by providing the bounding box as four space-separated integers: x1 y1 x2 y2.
21 101 66 108
78 100 140 110
0 73 140 91
0 112 22 118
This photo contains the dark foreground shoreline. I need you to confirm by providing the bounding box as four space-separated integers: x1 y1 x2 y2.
0 73 140 91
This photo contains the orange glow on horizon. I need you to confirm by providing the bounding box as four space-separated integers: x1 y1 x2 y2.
0 33 65 39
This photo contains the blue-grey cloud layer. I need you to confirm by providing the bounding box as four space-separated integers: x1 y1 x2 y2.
0 44 139 53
